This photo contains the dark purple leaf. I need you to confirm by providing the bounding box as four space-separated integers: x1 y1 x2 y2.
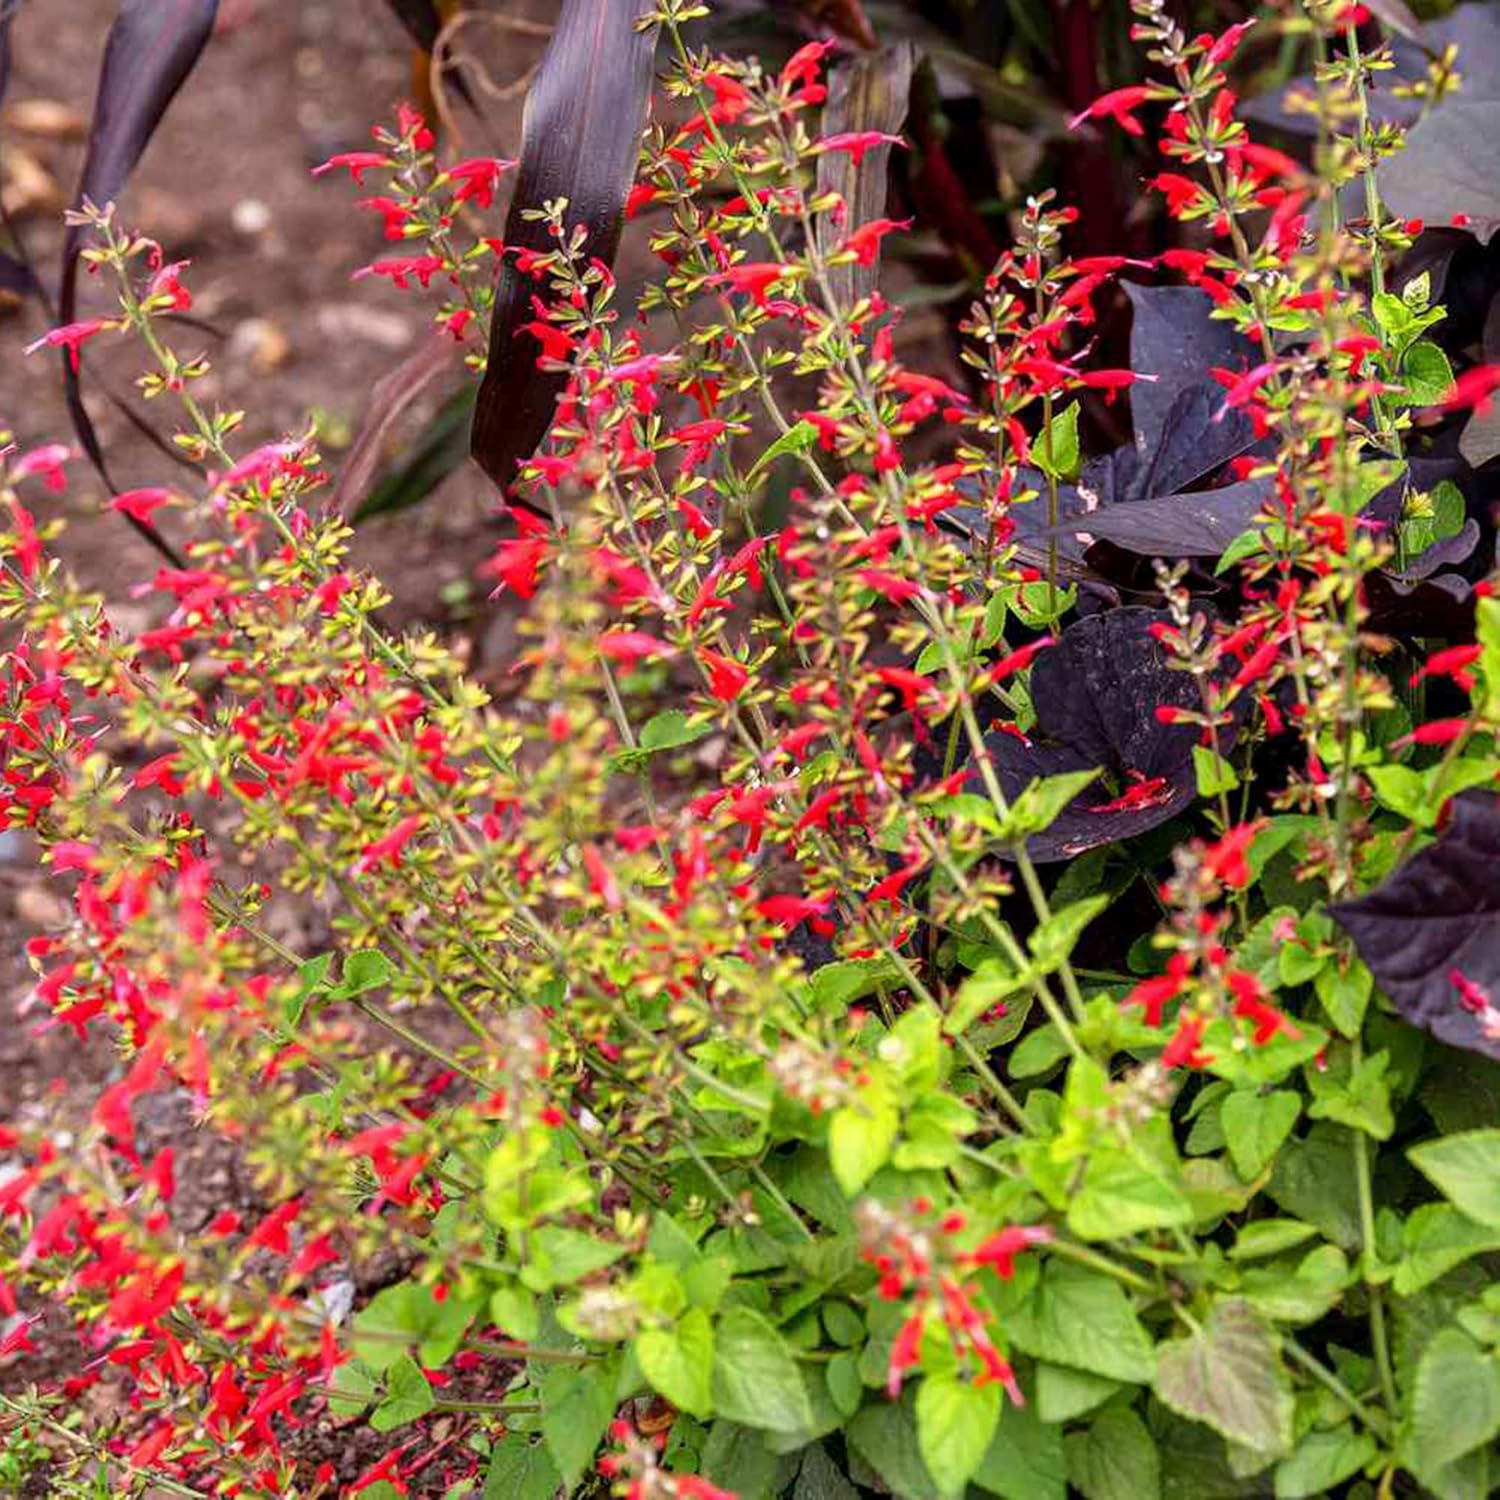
1130 382 1255 502
470 0 659 497
1389 519 1483 584
967 608 1234 861
61 0 218 564
1249 1 1500 137
1394 229 1475 307
1125 284 1254 461
936 473 1104 580
1380 102 1500 246
1364 0 1423 41
1333 792 1500 1061
1050 477 1274 558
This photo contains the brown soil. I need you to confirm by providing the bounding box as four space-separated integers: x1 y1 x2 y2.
0 1 559 1489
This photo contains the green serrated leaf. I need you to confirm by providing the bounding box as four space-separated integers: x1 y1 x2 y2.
370 1354 435 1432
1394 1204 1500 1295
1224 1092 1296 1182
807 957 903 1015
1007 1261 1156 1384
711 1307 814 1433
917 1373 1002 1498
1034 402 1081 481
640 709 710 755
1401 340 1456 407
1228 1220 1319 1262
483 1435 562 1500
522 1225 629 1291
541 1360 617 1489
1065 1408 1162 1500
1029 895 1109 971
637 1306 714 1418
1068 1147 1193 1242
972 1395 1067 1500
1404 1326 1500 1473
1409 1130 1500 1228
829 1075 899 1196
1153 1299 1294 1456
342 948 396 996
1273 1426 1376 1498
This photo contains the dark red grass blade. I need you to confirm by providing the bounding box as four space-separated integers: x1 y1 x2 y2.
469 0 658 499
60 0 218 564
384 0 446 53
382 0 474 111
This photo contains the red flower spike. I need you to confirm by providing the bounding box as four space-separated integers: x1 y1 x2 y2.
699 648 750 701
886 1309 925 1398
1161 1014 1213 1069
311 151 391 185
819 130 906 166
839 217 912 267
965 1224 1052 1279
1069 85 1152 136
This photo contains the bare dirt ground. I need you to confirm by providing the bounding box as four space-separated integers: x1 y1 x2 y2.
0 1 558 1481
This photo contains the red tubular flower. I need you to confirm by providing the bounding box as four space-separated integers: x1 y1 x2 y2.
1206 18 1256 64
755 893 831 928
519 318 578 363
1152 173 1210 216
858 568 922 603
1228 971 1300 1046
1441 364 1500 412
245 1197 303 1255
984 636 1055 685
1450 967 1496 1017
1070 85 1152 136
876 666 939 713
356 194 414 237
780 39 831 93
699 648 750 701
1202 823 1259 888
582 844 622 911
795 787 844 833
356 814 424 872
1396 718 1470 747
25 319 110 371
110 488 174 523
599 631 676 664
485 519 549 600
965 1224 1052 1278
819 130 906 166
311 150 390 184
1079 369 1154 404
1125 952 1192 1027
886 1309 926 1398
1410 644 1482 692
443 156 517 208
147 261 192 310
352 255 447 291
126 1423 175 1471
1160 1014 1212 1069
716 261 793 306
840 216 912 266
